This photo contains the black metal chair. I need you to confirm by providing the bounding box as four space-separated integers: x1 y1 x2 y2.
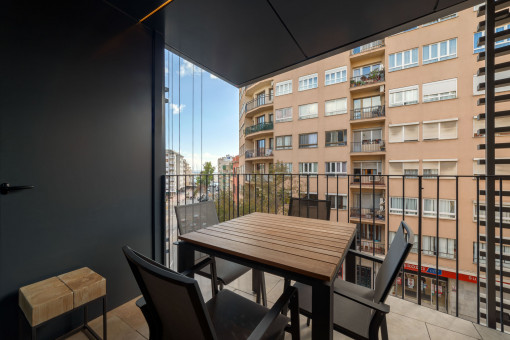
293 221 414 340
175 201 267 305
288 197 331 221
123 246 301 340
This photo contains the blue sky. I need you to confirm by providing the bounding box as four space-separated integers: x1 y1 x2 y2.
164 50 238 172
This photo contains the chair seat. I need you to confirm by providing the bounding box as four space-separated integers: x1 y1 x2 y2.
206 289 289 340
200 257 251 286
294 280 375 339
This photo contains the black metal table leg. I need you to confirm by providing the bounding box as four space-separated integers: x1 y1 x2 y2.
177 241 195 277
312 282 333 340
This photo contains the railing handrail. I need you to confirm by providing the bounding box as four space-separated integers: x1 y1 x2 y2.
351 39 385 55
244 94 274 112
350 70 385 88
245 121 273 135
245 147 273 158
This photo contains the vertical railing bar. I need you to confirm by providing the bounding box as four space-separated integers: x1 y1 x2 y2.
500 177 504 332
359 173 362 255
386 174 389 256
282 173 285 215
336 175 339 222
237 173 240 218
456 176 459 317
307 174 310 218
402 175 405 300
477 176 481 324
317 174 319 219
275 173 277 215
242 174 245 216
418 175 423 306
298 174 301 214
372 174 376 288
347 175 350 224
436 175 439 311
268 172 270 213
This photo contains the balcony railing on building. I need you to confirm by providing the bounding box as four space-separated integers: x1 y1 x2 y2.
245 148 273 158
351 140 385 153
350 207 385 222
245 122 273 136
351 39 385 55
351 175 385 185
359 240 385 255
351 106 385 121
244 94 273 112
350 70 385 88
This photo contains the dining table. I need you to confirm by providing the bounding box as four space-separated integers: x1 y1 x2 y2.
177 211 357 340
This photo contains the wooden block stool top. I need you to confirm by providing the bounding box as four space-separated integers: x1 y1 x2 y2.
19 276 74 327
58 267 106 307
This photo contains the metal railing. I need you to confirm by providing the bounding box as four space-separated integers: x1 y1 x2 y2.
351 40 385 55
350 70 385 88
350 175 385 185
245 148 273 158
163 173 510 332
244 94 273 112
245 122 273 135
351 106 385 120
351 140 385 152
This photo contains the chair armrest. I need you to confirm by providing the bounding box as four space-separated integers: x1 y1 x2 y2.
333 289 390 314
136 297 146 309
348 249 384 264
247 286 299 340
181 257 214 277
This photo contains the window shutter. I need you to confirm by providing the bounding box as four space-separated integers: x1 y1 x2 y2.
389 126 403 143
404 124 419 141
423 161 439 171
325 101 335 114
440 161 457 175
389 162 403 175
440 121 457 139
473 118 484 135
423 78 457 97
423 123 439 139
403 162 419 171
473 160 485 175
496 163 510 175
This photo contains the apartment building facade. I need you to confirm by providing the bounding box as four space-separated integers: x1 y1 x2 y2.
238 6 510 320
165 149 186 197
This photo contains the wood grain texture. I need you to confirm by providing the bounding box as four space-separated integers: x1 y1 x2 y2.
19 277 73 326
178 212 356 281
58 267 106 307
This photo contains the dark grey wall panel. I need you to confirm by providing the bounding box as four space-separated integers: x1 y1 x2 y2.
0 1 163 338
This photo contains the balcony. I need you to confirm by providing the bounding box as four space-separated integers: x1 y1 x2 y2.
245 121 273 137
350 175 385 186
351 140 385 153
350 70 385 89
351 105 385 121
350 207 386 222
359 239 386 255
245 147 273 159
351 39 385 56
244 94 273 118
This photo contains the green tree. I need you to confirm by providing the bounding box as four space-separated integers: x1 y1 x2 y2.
195 161 215 188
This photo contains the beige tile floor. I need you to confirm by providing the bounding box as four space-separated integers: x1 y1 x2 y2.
67 272 510 340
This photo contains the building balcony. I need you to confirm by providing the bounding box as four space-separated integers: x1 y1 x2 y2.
245 122 273 138
350 175 385 187
351 106 385 122
350 39 385 57
350 207 386 222
350 70 385 89
243 94 273 118
351 140 385 153
245 147 273 160
359 239 386 255
244 79 273 97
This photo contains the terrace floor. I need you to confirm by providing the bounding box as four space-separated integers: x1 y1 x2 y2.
66 273 510 340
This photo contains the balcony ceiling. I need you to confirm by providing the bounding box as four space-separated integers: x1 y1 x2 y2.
109 0 479 87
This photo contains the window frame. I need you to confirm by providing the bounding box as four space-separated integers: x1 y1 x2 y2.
423 198 457 219
422 78 457 103
325 98 347 116
275 135 292 150
389 85 419 107
422 118 458 140
325 193 348 210
388 123 420 143
422 38 457 64
298 103 319 120
389 197 419 216
325 161 347 176
299 162 318 175
325 67 347 86
275 107 293 123
298 73 318 91
275 80 292 96
388 48 419 72
298 133 318 149
325 130 347 147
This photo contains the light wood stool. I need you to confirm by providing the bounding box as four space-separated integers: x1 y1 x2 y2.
19 267 107 339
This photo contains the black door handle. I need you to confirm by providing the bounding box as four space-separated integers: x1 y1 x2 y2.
0 183 35 195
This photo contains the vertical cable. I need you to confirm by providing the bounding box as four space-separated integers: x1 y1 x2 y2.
201 69 203 172
192 65 194 173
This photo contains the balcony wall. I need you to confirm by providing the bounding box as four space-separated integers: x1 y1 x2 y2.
1 2 163 338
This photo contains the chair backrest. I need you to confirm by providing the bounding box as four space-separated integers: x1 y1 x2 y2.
122 246 216 340
175 201 219 235
288 197 331 220
373 221 414 303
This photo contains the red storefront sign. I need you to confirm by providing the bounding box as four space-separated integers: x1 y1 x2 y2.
403 264 477 283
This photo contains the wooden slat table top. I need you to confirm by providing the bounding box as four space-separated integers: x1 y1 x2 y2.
178 212 356 282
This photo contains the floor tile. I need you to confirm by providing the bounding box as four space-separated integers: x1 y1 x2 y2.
427 323 478 340
474 323 510 340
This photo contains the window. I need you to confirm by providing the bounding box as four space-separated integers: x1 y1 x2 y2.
326 194 347 210
275 135 292 150
388 161 419 176
298 73 318 91
325 67 347 85
423 78 457 102
275 107 292 122
390 232 418 253
299 133 318 148
299 162 318 175
423 199 456 219
474 202 510 223
473 114 510 137
389 48 418 72
360 224 383 241
474 242 510 267
423 160 457 177
275 80 292 96
298 103 318 119
352 64 382 78
325 130 347 147
388 123 419 143
325 98 347 116
389 85 419 107
283 163 293 173
473 158 510 175
474 24 510 54
325 162 347 175
422 119 458 140
423 236 456 259
390 197 418 216
473 70 510 95
423 38 457 64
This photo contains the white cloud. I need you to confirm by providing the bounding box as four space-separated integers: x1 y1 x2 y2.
179 60 203 77
209 73 218 79
171 104 185 114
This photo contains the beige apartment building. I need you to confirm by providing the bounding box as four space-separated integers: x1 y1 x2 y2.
238 6 510 320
